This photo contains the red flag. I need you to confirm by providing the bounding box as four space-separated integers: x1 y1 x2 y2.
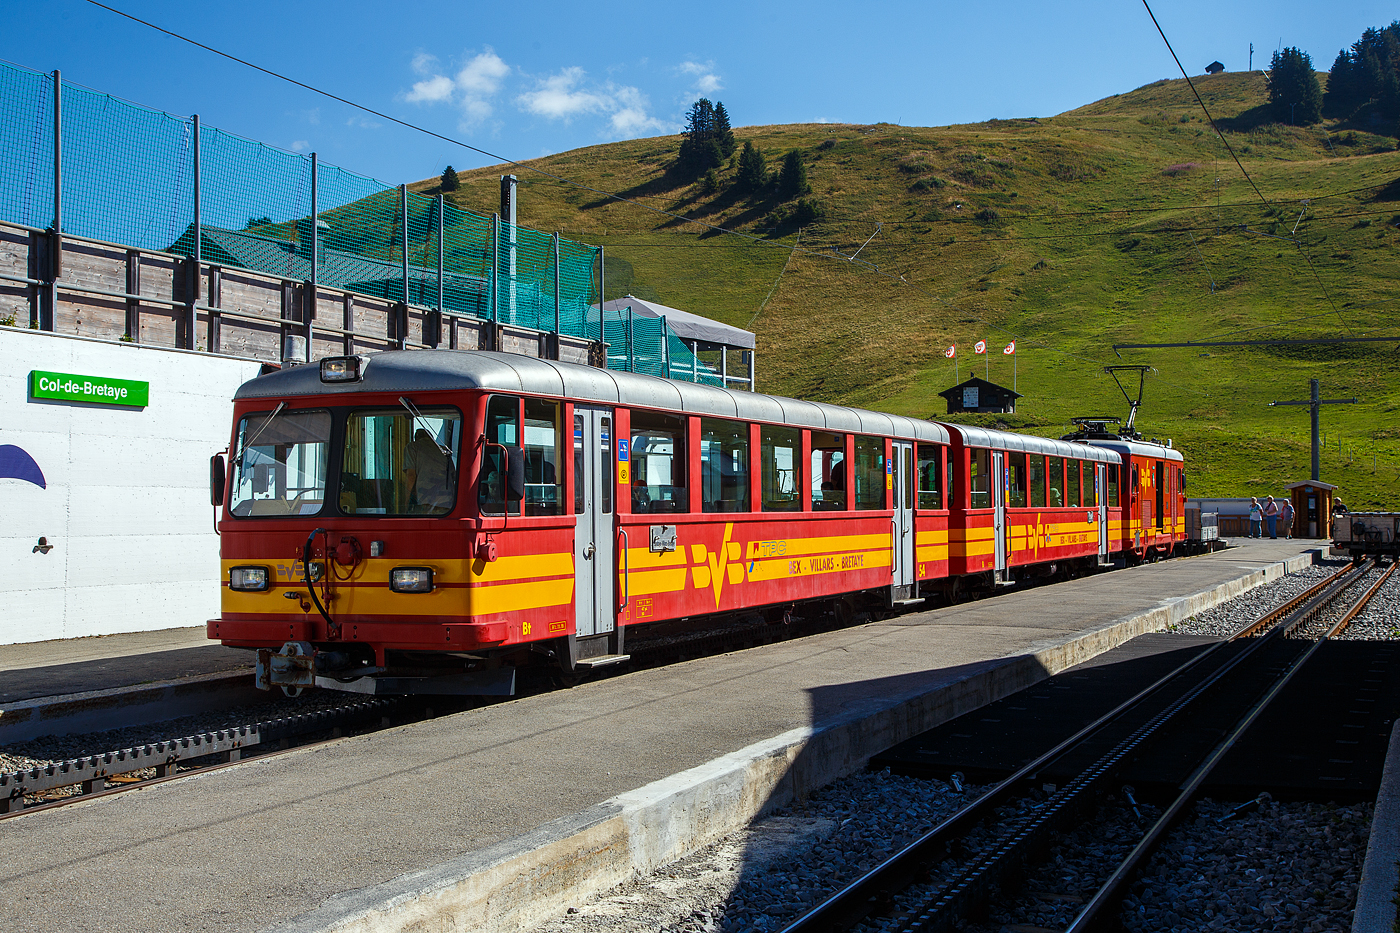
944 345 956 358
1003 341 1016 355
974 340 987 354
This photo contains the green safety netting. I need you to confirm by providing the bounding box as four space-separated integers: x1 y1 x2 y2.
601 307 724 386
0 57 727 385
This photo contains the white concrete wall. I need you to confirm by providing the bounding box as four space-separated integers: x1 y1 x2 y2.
0 328 263 645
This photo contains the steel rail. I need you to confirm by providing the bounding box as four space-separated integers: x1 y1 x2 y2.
1063 560 1381 932
0 697 395 817
1233 560 1357 638
1331 562 1397 636
779 560 1358 933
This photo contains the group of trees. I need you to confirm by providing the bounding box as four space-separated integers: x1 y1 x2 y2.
680 99 819 224
678 99 736 174
1323 22 1400 121
1266 47 1324 124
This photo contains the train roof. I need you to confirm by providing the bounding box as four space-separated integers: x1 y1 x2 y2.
940 423 1120 463
1074 437 1185 463
234 350 952 445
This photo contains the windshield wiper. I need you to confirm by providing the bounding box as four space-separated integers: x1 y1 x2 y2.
233 401 287 464
399 396 453 457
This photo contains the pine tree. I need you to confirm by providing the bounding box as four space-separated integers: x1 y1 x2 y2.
777 149 810 200
1324 50 1363 118
713 102 736 159
441 166 460 192
1266 47 1323 125
735 141 768 194
678 99 717 175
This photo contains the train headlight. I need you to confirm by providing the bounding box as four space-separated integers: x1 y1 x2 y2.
229 566 271 591
320 356 363 383
390 567 434 593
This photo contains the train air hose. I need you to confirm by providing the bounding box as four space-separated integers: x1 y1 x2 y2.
302 528 338 637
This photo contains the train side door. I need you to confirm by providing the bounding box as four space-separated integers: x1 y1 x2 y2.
992 450 1008 583
1095 463 1109 563
573 407 616 639
1154 460 1165 536
891 441 916 602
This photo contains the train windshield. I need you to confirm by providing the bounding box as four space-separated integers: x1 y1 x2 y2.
341 408 461 515
230 409 332 517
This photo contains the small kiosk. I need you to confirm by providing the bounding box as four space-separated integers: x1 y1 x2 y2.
1284 480 1338 539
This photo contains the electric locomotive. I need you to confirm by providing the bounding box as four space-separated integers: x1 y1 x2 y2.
208 349 1184 696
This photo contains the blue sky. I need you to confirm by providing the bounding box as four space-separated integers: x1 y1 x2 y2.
2 1 1390 187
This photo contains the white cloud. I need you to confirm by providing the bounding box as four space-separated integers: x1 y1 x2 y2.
402 47 511 125
291 140 310 152
515 68 673 138
677 60 722 95
406 75 455 103
517 67 611 120
456 50 510 95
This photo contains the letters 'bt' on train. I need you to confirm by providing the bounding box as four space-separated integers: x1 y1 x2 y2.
207 351 1187 696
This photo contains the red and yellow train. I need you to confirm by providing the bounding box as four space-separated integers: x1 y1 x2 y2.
208 351 1186 695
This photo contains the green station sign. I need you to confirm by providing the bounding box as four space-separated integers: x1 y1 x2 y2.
30 370 149 407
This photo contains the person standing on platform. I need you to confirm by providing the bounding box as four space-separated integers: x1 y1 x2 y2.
1248 497 1263 538
1280 499 1295 539
1264 495 1281 539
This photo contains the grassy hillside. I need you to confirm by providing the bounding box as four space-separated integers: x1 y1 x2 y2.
412 71 1400 509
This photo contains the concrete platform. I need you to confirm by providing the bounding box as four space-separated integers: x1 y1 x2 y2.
0 539 1317 933
0 626 251 702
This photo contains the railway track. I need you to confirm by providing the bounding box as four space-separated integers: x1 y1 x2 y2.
0 696 414 818
778 558 1393 933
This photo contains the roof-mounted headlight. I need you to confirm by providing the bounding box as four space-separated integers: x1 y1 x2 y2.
320 356 363 383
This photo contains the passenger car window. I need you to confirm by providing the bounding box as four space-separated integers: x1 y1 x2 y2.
522 399 561 516
1006 452 1027 509
761 425 802 512
631 410 687 514
1067 461 1081 508
481 395 520 516
700 418 749 513
1029 455 1045 508
811 432 846 511
917 444 943 510
1047 457 1064 507
854 436 885 510
969 448 991 510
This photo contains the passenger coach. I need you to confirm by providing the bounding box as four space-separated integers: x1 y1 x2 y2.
209 350 952 695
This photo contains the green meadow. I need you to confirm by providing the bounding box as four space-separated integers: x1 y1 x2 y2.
413 71 1400 508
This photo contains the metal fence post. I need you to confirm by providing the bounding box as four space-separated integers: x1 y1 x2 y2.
307 151 317 362
627 303 634 373
188 114 201 350
662 315 670 379
598 246 605 366
552 232 560 339
45 69 60 331
399 183 409 349
436 194 444 319
490 213 499 329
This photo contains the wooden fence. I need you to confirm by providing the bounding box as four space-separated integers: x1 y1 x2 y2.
0 221 600 367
